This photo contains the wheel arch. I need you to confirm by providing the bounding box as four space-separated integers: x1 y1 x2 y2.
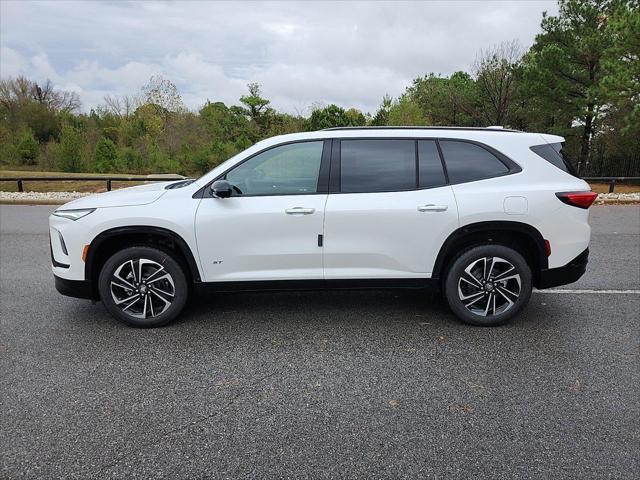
432 221 548 286
85 226 201 299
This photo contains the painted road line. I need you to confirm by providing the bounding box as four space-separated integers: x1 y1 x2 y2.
534 289 640 294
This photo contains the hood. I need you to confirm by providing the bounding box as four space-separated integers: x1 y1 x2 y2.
58 181 172 210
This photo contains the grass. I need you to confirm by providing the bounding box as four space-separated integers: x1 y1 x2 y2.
589 183 639 194
0 169 183 193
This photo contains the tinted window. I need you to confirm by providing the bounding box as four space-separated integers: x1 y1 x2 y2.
340 140 416 193
418 140 447 188
226 141 323 195
530 143 577 176
439 140 509 183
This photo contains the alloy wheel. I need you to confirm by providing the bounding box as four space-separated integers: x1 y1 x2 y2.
457 256 521 317
110 258 175 319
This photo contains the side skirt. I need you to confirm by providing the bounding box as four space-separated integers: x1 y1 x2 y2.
194 278 440 295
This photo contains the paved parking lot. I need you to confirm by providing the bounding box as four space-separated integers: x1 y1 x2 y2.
1 204 638 479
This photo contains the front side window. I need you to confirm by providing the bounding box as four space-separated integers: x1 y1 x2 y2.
226 141 323 196
340 139 416 193
439 140 509 184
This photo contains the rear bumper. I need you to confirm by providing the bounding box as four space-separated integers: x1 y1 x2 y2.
54 275 94 300
536 248 589 289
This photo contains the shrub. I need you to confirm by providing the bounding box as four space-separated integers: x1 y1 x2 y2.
94 137 118 173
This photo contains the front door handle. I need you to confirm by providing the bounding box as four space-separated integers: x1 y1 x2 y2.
285 207 315 215
418 204 448 212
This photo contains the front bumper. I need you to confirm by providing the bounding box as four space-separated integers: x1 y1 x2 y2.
536 248 589 289
54 275 94 300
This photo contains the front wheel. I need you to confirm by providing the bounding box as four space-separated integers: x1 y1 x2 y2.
444 245 532 326
98 246 188 327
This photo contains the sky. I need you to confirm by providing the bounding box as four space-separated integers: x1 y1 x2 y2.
0 0 559 115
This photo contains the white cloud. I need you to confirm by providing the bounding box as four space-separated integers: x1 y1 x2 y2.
0 0 559 114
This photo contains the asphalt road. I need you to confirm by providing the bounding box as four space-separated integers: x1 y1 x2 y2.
1 204 638 479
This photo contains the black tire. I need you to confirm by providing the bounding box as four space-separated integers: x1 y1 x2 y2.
98 246 188 327
444 244 532 326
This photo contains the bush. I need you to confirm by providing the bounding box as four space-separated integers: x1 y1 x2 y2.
16 131 39 165
94 137 118 173
57 126 83 172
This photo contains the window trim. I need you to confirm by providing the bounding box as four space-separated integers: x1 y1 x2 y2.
194 136 522 198
194 139 332 198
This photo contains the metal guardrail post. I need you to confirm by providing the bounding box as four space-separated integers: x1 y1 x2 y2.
107 179 112 191
609 179 616 193
17 179 23 192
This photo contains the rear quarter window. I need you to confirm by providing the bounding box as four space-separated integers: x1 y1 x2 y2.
530 143 578 176
439 140 510 184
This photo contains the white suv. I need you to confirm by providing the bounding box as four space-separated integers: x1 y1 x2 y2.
50 127 596 327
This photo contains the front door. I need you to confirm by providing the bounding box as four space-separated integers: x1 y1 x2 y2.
195 140 328 282
323 139 459 279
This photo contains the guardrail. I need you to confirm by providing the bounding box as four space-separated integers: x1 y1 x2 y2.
582 177 640 193
0 175 185 192
0 175 638 193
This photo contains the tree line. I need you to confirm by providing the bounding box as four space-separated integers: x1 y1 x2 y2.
1 0 638 177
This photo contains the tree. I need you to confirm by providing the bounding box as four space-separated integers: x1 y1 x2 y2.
31 79 80 113
474 41 524 126
239 83 271 121
345 108 367 126
407 72 478 126
0 77 79 115
200 101 253 144
15 130 38 165
102 93 142 117
141 76 186 113
601 1 640 134
387 96 426 125
57 126 83 172
94 137 118 172
0 77 71 141
307 104 351 130
371 94 393 126
523 0 617 171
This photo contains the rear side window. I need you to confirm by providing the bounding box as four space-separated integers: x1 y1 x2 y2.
439 140 509 184
530 143 578 176
418 140 447 188
340 140 415 193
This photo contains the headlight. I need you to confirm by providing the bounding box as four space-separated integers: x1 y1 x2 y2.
52 208 96 221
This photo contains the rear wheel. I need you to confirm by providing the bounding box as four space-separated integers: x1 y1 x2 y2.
444 245 532 326
98 246 188 327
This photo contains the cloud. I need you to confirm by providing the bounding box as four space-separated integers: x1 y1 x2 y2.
0 0 558 114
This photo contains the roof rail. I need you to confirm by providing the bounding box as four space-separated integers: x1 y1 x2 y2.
322 126 522 133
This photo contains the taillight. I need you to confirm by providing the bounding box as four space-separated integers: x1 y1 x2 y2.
556 191 598 209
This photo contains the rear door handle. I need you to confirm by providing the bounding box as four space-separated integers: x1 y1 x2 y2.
285 207 315 215
418 204 448 212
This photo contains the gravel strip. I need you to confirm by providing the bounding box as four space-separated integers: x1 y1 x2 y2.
594 192 640 204
1 190 639 205
0 191 94 205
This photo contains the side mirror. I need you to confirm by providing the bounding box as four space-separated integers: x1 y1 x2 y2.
210 180 233 198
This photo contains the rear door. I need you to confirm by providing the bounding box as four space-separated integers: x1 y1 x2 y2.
323 138 459 279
